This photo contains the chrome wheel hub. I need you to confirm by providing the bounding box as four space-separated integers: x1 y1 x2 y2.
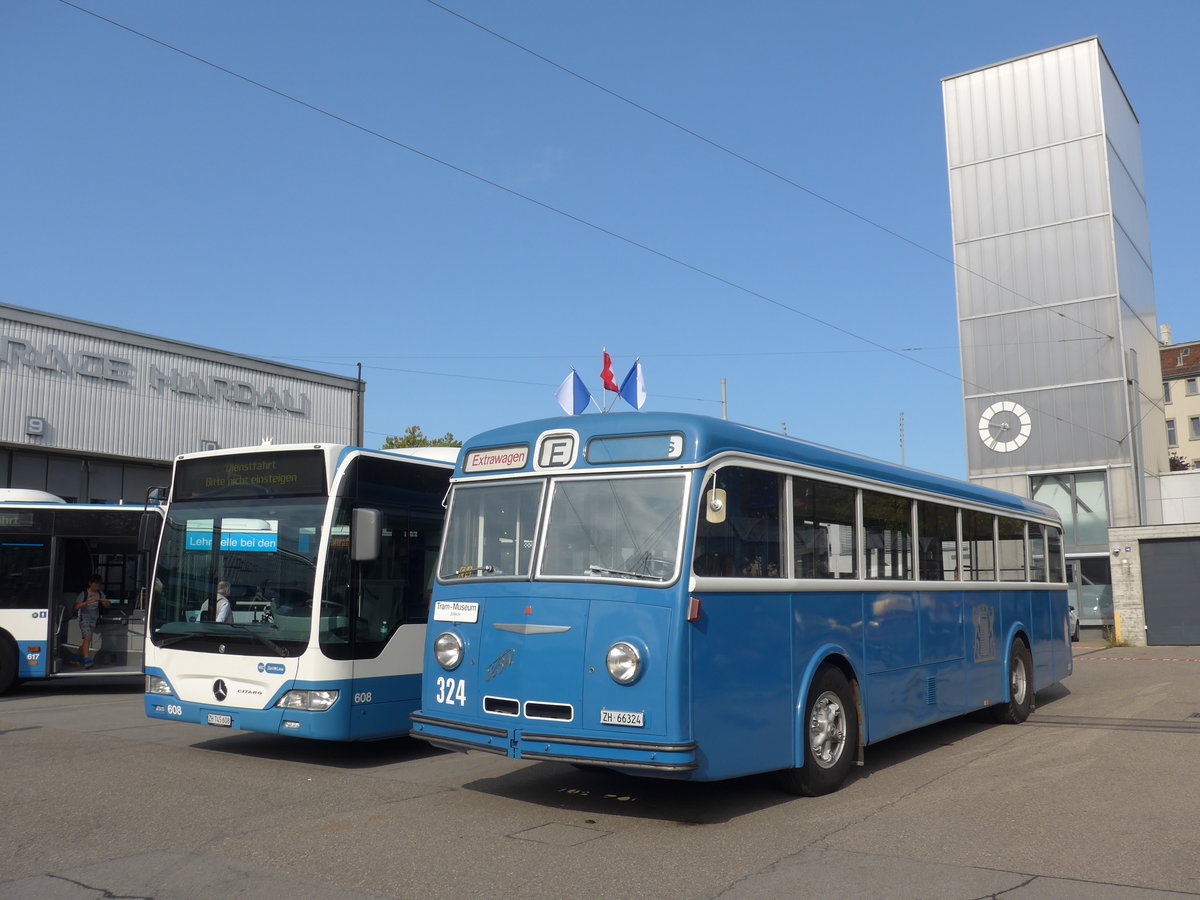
808 690 847 769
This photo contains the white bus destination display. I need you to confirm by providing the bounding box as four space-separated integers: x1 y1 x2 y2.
174 450 327 500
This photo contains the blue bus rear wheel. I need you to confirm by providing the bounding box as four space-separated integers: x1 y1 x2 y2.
780 665 858 796
990 639 1034 724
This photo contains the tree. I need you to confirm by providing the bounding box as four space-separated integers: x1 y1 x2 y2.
1169 451 1191 471
382 426 461 449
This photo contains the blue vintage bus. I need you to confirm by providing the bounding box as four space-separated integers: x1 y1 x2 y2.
410 412 1072 794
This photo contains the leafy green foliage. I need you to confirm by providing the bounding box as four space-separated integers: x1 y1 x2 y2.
382 426 461 449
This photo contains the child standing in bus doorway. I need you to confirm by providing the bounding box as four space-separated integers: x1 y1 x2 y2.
73 575 108 667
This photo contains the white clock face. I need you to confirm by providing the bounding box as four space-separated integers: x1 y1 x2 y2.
978 401 1031 452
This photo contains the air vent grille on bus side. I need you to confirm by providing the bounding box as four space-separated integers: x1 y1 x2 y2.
484 696 519 716
524 701 573 721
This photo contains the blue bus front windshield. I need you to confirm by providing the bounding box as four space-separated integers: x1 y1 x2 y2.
149 497 325 656
438 475 687 583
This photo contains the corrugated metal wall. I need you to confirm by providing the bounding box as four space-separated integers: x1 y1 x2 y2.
943 37 1164 526
0 311 357 462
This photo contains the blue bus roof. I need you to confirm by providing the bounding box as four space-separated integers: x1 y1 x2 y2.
457 411 1059 521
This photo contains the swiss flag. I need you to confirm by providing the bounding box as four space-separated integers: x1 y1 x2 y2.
601 350 619 393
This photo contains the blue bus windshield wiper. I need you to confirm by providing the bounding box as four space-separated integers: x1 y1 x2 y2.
587 563 665 582
157 632 196 649
455 564 495 577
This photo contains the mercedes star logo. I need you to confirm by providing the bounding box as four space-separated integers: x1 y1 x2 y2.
213 679 228 702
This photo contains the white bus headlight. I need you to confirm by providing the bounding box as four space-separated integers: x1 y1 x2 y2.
606 642 642 685
276 689 339 712
145 674 173 696
434 631 464 671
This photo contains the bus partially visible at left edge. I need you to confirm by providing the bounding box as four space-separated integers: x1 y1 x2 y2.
0 489 164 692
143 443 454 740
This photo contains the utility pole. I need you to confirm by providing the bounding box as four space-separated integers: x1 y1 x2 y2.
720 378 727 420
899 411 905 466
355 362 365 447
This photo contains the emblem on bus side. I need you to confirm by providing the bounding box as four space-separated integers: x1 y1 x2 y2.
485 648 516 683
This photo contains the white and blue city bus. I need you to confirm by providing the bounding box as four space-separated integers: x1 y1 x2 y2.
0 489 163 693
143 443 454 740
410 412 1072 794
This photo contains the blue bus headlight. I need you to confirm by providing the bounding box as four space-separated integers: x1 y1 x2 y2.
145 674 173 696
434 631 464 671
277 689 339 711
606 642 642 685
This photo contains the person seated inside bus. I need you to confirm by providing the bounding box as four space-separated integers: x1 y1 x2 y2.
72 575 108 667
214 581 232 623
196 580 234 623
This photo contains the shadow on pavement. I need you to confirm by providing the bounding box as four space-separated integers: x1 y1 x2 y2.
189 730 449 769
463 760 794 825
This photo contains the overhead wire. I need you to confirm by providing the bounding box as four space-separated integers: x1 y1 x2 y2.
266 335 1105 363
52 0 1131 449
422 0 1115 344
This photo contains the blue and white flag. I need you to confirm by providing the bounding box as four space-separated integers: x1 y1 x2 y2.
618 360 646 410
556 369 591 415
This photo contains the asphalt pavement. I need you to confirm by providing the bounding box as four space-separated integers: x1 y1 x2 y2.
1 643 1198 899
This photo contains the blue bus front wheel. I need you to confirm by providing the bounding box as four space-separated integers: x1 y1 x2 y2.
779 664 858 796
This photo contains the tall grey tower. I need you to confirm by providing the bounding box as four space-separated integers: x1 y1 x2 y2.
942 38 1165 627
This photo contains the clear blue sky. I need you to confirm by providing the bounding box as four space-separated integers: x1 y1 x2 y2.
4 1 1198 476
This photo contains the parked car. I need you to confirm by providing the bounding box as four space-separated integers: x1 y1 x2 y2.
1069 604 1080 642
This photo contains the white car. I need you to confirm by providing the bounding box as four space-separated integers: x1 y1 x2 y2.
1068 605 1080 642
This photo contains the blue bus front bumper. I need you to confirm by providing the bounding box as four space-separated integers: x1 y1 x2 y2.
410 711 699 772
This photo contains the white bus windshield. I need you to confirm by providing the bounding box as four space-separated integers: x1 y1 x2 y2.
150 497 324 656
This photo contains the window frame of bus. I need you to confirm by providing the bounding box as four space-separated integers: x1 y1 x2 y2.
171 450 327 501
537 471 689 584
584 433 686 465
437 479 546 581
320 455 449 660
0 509 52 610
692 462 1062 586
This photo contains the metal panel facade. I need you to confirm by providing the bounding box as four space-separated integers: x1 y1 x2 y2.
944 38 1164 528
0 305 358 463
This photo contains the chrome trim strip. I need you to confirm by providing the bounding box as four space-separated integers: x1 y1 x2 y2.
412 733 509 756
410 712 508 739
521 732 697 753
492 623 571 635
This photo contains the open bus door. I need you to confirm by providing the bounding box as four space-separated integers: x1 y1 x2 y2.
50 534 145 675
